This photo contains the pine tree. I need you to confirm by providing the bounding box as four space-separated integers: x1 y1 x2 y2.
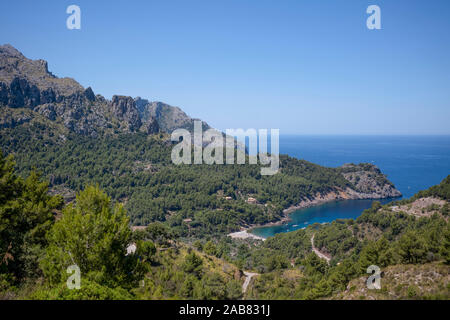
41 185 141 288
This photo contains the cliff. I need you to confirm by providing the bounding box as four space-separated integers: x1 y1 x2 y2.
282 163 401 215
0 44 208 137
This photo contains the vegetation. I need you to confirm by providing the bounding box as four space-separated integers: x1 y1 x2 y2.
413 175 450 201
40 185 143 289
246 186 450 299
0 127 355 237
0 151 244 299
1 44 447 300
0 151 63 288
0 149 448 300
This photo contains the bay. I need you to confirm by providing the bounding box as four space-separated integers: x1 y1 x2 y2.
251 135 450 238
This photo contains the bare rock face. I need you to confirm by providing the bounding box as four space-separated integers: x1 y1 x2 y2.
0 44 213 138
134 97 211 133
339 163 402 198
0 44 83 95
40 87 56 104
142 117 160 134
1 77 40 108
0 82 8 105
110 95 142 132
34 103 57 121
84 87 96 102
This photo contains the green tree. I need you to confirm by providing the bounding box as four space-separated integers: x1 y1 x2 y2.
180 275 197 298
193 240 203 251
146 222 172 246
397 231 428 264
29 279 133 300
301 252 328 276
0 152 63 282
41 186 140 288
194 272 226 300
358 237 395 272
136 240 156 263
440 225 450 264
203 241 217 256
182 252 203 278
225 279 243 299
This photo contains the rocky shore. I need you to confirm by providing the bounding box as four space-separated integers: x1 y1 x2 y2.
231 163 402 238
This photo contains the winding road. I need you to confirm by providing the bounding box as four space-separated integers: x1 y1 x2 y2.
240 235 328 294
242 271 259 293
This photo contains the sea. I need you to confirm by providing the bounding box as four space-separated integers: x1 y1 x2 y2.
250 135 450 238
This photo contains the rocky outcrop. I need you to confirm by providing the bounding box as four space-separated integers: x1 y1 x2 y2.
391 197 447 218
34 103 57 121
40 87 56 104
142 117 159 134
0 44 83 96
0 44 215 138
135 97 210 133
0 77 41 108
282 164 402 215
84 87 96 102
110 95 141 132
0 45 105 136
339 163 402 198
0 82 8 105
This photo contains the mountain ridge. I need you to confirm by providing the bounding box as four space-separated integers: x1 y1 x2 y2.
0 44 210 137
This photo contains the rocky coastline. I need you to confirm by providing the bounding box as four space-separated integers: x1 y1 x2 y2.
237 165 402 238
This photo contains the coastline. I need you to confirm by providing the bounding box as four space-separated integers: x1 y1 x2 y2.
228 230 266 241
230 187 402 240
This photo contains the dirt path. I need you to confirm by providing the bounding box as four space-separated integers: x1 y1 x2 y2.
311 234 331 263
242 271 258 293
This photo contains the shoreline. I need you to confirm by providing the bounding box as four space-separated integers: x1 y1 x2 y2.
230 189 401 240
228 230 266 241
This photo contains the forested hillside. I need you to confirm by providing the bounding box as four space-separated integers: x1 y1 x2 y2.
0 152 448 299
0 125 399 236
241 176 450 300
0 45 401 236
0 152 242 299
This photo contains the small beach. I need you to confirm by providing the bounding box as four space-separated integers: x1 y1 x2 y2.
228 230 266 241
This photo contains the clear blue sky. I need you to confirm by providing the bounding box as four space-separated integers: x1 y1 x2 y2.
1 0 449 134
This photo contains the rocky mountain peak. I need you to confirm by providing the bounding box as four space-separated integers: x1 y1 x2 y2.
0 44 211 137
134 98 211 133
0 44 25 59
84 87 96 102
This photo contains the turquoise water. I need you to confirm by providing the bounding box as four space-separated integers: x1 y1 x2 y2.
251 135 450 238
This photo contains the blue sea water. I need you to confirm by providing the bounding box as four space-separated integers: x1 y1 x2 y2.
251 135 450 238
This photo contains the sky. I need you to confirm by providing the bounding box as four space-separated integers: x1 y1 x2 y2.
1 0 450 135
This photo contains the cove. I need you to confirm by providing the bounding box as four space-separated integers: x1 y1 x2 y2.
250 198 393 239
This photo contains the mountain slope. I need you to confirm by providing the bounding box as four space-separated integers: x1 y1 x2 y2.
332 262 449 300
0 44 401 236
242 176 449 300
135 97 210 133
0 44 208 137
